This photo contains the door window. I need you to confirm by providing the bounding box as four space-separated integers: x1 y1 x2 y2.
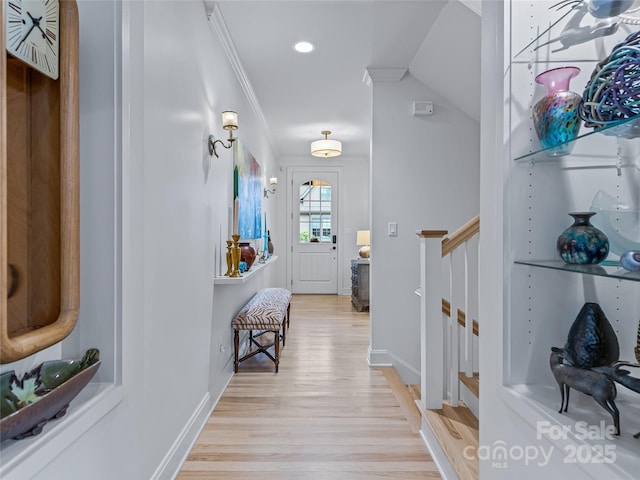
299 180 332 243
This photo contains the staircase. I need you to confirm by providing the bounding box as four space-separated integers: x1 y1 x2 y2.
415 216 480 479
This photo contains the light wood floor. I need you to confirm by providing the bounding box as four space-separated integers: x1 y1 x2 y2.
178 294 441 479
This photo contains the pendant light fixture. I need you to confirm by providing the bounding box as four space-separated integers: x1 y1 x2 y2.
311 130 342 158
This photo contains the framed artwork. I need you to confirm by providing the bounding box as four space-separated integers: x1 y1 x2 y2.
234 141 262 239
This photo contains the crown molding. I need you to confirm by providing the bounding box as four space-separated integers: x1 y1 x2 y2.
362 67 408 86
209 5 278 157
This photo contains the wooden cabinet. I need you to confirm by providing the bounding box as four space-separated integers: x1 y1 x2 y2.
351 259 369 312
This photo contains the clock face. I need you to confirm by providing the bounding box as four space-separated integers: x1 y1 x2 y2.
5 0 60 79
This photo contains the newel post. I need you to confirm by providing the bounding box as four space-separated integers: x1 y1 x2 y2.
417 230 447 409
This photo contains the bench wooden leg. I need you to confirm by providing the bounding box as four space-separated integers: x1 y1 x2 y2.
234 330 239 373
274 330 280 373
281 321 286 347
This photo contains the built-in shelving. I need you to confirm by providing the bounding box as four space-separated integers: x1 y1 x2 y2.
493 3 640 478
513 115 640 162
213 256 278 284
0 383 125 477
501 384 640 480
514 260 640 282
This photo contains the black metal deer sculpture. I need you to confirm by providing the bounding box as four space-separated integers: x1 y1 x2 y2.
550 303 640 437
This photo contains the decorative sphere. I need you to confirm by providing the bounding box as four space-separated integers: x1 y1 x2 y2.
620 250 640 271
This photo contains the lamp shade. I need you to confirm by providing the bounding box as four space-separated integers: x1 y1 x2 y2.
222 111 238 130
356 230 370 246
357 230 370 258
311 130 342 158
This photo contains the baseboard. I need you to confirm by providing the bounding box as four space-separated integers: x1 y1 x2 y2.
386 351 420 385
367 348 421 385
151 392 212 480
419 417 458 480
460 381 479 420
154 371 233 480
367 347 392 366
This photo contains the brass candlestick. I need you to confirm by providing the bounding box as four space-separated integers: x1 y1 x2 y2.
230 234 241 277
224 240 233 276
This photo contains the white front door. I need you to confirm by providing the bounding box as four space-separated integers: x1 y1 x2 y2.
291 171 338 294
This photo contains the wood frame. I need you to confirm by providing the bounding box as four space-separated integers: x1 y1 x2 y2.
1 0 79 363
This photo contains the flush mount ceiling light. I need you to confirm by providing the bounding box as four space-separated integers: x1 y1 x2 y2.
293 41 315 53
311 130 342 158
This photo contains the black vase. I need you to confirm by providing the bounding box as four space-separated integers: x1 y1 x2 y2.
556 212 609 264
564 303 619 368
267 230 274 255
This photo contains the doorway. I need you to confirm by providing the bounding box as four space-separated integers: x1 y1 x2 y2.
289 170 339 294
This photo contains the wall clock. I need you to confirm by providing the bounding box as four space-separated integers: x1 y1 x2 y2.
5 0 60 79
1 0 79 363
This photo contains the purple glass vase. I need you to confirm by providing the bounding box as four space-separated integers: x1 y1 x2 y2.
532 66 582 156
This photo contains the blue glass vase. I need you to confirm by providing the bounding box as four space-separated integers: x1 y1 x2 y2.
557 212 609 264
532 66 582 156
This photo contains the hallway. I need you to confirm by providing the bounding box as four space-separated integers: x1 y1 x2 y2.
178 294 440 479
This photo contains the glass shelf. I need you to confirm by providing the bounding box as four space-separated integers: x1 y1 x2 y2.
514 259 640 282
513 115 640 162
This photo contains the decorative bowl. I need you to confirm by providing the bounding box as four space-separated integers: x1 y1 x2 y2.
590 190 640 256
0 349 100 441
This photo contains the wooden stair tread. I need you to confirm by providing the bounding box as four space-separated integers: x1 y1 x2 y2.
380 367 422 434
416 400 479 480
458 372 479 398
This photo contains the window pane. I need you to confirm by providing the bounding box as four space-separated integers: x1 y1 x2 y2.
298 179 333 244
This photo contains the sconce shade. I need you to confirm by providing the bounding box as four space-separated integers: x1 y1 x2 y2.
264 176 278 198
222 111 238 130
357 230 370 258
311 130 342 158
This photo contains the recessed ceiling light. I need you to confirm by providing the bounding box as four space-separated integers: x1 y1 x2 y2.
293 41 315 53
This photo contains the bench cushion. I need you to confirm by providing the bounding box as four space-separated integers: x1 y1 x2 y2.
232 288 292 331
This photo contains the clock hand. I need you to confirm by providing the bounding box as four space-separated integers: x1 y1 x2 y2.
34 22 53 45
27 11 39 23
24 12 51 46
16 23 37 50
17 12 41 50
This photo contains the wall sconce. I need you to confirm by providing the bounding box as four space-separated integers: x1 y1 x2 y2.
357 230 370 258
264 176 278 198
208 110 238 158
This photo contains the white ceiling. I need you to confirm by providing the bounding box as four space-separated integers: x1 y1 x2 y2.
207 0 481 159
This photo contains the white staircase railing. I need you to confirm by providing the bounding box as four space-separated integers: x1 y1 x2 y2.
416 216 480 410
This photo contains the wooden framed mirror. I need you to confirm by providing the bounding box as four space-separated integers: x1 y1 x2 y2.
1 0 79 363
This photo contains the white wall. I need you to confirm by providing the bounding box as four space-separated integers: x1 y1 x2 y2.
1 1 280 479
368 72 480 384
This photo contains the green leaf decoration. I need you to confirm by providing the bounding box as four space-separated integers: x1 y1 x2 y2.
11 377 42 409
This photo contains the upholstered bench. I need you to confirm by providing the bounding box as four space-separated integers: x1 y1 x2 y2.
232 288 292 373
